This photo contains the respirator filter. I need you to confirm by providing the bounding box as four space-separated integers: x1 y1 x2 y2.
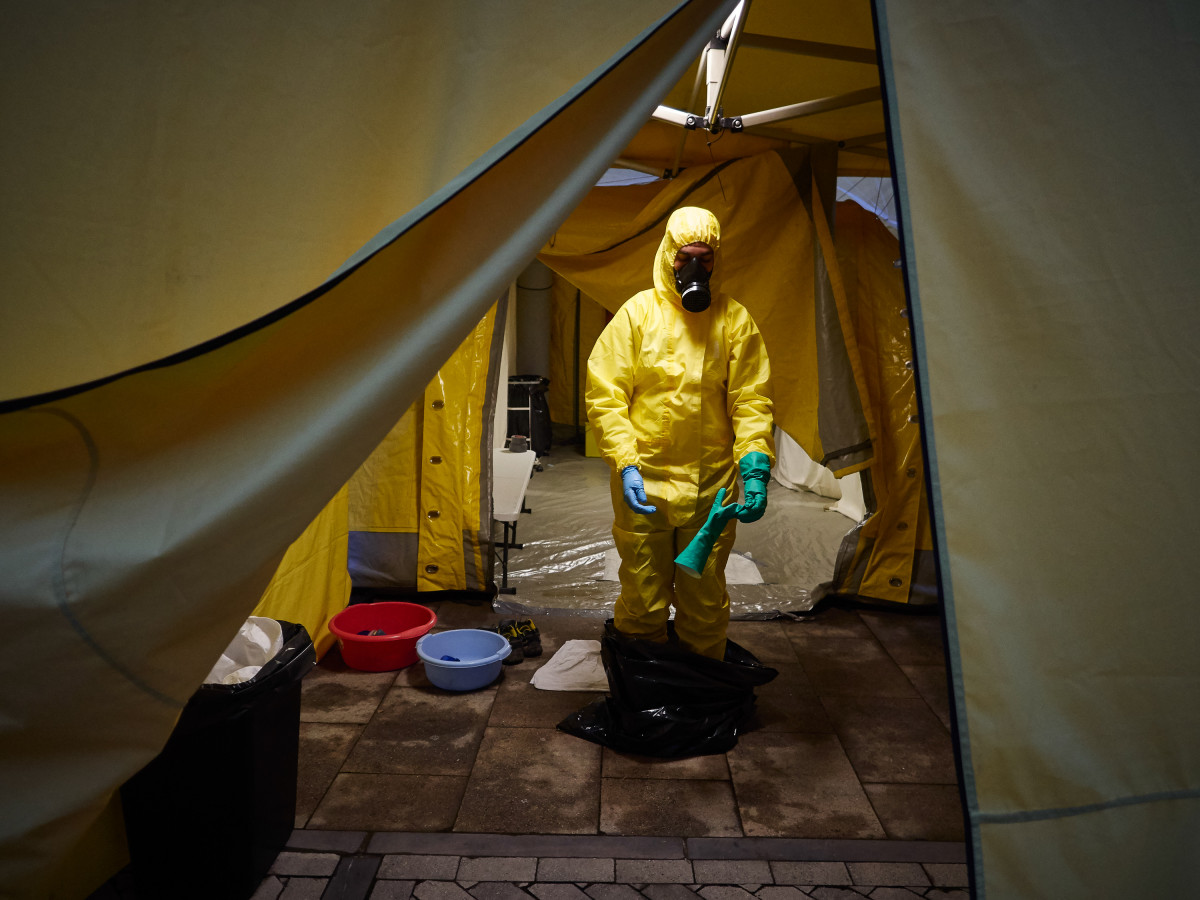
674 257 711 312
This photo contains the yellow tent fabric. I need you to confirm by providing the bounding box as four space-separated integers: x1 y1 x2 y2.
253 485 351 658
881 0 1200 895
346 303 503 593
546 276 609 436
831 200 934 606
1 2 718 403
539 147 875 474
349 404 423 553
0 2 738 894
261 304 499 640
625 0 890 178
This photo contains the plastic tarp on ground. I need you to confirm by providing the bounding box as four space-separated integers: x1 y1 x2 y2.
773 427 842 500
0 2 739 895
880 0 1200 896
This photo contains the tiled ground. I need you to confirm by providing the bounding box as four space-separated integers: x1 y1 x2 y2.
296 600 964 843
90 599 970 899
250 834 971 900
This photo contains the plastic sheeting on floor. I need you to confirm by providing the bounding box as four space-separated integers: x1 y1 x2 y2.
773 426 867 524
492 451 853 620
600 547 763 584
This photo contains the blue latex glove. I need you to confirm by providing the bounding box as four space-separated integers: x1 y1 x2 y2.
620 465 657 514
736 451 771 523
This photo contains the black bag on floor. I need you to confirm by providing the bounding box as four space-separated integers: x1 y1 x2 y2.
557 621 777 758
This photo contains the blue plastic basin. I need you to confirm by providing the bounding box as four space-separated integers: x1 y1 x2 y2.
416 629 510 691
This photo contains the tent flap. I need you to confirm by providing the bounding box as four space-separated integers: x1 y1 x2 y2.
827 200 932 606
346 298 502 593
0 1 738 893
881 0 1200 893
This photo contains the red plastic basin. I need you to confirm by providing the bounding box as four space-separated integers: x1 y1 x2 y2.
328 601 438 671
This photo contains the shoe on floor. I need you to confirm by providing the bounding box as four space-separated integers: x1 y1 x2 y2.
515 619 542 658
498 619 525 665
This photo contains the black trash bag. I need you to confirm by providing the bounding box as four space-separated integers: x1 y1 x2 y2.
557 621 777 757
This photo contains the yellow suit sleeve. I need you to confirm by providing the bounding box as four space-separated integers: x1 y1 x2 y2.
727 305 776 466
585 303 642 471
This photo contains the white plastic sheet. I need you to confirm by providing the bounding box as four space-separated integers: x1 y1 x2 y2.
773 427 841 499
773 427 864 523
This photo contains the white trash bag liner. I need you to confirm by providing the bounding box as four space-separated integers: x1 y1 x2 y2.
204 616 284 685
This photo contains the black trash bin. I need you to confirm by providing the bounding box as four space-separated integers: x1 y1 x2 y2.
121 620 316 900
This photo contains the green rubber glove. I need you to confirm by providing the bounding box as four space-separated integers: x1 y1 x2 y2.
705 486 741 530
674 487 739 578
736 451 771 523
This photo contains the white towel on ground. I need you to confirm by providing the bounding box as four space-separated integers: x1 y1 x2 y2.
529 639 609 692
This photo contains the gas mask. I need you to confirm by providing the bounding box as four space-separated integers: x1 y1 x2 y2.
673 256 712 313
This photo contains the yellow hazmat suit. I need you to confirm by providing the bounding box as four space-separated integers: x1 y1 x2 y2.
585 207 775 659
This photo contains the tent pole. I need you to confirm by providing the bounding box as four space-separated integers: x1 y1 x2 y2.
668 51 711 178
738 86 882 128
840 146 888 159
704 0 751 134
651 105 692 127
841 131 887 148
613 156 666 177
739 33 879 65
573 289 581 438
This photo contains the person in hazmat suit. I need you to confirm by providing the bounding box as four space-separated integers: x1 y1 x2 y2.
585 207 775 660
